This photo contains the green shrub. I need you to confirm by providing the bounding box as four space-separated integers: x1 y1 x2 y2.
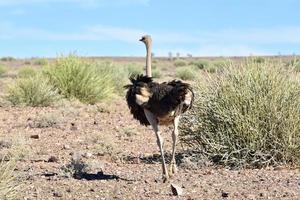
44 55 115 104
174 59 187 67
18 67 37 78
33 58 48 66
176 66 196 80
180 60 300 168
7 75 59 107
0 66 7 77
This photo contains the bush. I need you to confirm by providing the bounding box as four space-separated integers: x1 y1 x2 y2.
180 60 300 168
7 75 59 107
176 66 196 80
174 59 187 67
17 67 37 78
0 65 7 77
44 55 115 104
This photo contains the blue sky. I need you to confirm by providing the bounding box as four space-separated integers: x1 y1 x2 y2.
0 0 299 58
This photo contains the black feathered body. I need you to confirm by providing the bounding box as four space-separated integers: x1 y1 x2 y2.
125 75 194 126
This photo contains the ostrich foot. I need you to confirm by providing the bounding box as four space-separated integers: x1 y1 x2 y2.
169 163 178 176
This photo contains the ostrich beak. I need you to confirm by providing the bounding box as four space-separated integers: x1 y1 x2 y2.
139 37 145 42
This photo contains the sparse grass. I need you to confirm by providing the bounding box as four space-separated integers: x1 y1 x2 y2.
61 154 89 178
7 75 59 107
44 55 115 104
0 157 20 200
33 112 62 128
17 67 37 78
174 59 187 67
180 60 300 168
0 134 27 199
90 133 120 159
33 58 48 66
176 66 196 80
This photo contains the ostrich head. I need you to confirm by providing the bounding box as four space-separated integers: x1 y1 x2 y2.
139 35 152 46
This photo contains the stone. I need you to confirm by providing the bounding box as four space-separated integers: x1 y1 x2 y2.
171 183 183 196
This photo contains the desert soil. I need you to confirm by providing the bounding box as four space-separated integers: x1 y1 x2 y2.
0 98 299 200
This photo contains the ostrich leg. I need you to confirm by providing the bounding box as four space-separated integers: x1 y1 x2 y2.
144 109 169 181
170 116 180 175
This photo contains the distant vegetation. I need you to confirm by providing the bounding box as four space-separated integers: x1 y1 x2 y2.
33 58 49 66
180 60 300 168
0 57 15 62
0 65 7 77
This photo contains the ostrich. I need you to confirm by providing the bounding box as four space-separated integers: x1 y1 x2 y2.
124 35 194 181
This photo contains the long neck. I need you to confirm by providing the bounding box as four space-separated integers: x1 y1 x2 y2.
145 42 152 77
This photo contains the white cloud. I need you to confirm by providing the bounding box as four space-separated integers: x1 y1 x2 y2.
203 27 300 44
0 23 299 56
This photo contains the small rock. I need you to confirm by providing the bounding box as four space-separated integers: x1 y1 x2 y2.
30 134 39 139
132 157 140 164
53 191 62 197
171 183 183 196
83 152 93 158
48 156 59 163
70 123 77 131
63 144 71 150
0 140 12 149
221 191 229 198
